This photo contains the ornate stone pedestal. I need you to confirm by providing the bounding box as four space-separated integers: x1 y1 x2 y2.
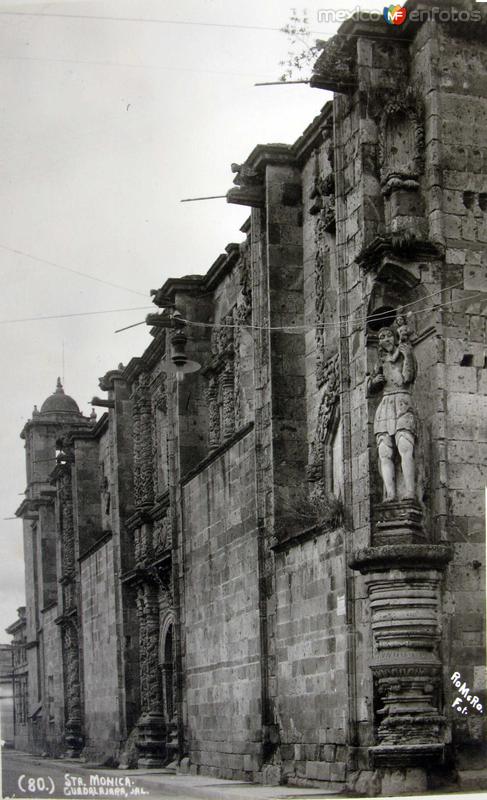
373 500 425 546
136 710 167 767
349 542 452 771
165 714 179 768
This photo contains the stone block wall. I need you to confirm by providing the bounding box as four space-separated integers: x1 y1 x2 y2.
41 606 64 756
80 539 121 761
275 529 348 787
424 21 487 767
181 431 262 780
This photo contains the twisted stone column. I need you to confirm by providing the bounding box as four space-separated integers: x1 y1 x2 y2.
63 623 83 756
136 584 166 767
138 373 154 507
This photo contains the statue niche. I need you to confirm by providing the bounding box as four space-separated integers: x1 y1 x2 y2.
368 316 417 502
377 88 424 198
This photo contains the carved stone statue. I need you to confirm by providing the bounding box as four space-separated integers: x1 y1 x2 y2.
368 320 417 501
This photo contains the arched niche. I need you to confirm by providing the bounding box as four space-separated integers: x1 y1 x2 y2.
158 612 176 724
365 264 432 514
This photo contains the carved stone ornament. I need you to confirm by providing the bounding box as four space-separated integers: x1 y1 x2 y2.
152 514 171 554
151 375 167 496
376 87 425 197
309 172 335 231
59 466 75 579
206 311 237 448
133 372 154 508
206 374 221 450
310 34 357 93
135 583 167 767
350 544 453 769
308 353 340 482
63 622 83 756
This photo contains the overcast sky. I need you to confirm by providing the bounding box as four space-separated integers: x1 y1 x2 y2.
0 0 369 641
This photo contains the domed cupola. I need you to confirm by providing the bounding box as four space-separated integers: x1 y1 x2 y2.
39 377 82 417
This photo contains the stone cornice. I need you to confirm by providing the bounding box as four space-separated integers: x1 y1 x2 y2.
150 243 242 317
226 184 265 209
226 104 334 209
357 234 444 273
122 333 168 381
54 609 77 626
5 618 26 635
20 417 91 440
349 543 453 574
310 11 413 93
123 356 150 385
204 244 240 291
41 600 57 614
78 531 112 562
15 493 55 518
62 418 107 445
227 144 295 208
271 523 344 552
180 422 254 487
149 492 170 521
154 276 205 306
139 332 167 369
121 553 172 587
99 368 125 391
125 508 153 532
293 102 333 165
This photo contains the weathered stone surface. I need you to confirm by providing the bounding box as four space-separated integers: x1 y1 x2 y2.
10 7 487 793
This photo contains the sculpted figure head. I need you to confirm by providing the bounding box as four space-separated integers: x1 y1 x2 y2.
378 327 395 354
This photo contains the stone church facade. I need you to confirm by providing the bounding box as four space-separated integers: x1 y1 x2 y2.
10 3 487 794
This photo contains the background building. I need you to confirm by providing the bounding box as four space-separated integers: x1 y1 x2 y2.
5 608 27 751
9 2 487 794
0 643 14 748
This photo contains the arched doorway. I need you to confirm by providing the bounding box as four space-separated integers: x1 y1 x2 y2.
162 623 175 722
159 616 178 764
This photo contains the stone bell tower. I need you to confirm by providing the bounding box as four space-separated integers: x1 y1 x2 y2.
17 379 90 755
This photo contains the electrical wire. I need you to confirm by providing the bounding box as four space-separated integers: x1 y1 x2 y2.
181 282 476 329
114 286 484 334
0 10 413 42
0 243 148 298
0 11 290 33
0 53 277 79
0 306 153 325
180 291 485 332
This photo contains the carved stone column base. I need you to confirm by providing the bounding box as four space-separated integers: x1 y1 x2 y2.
349 544 453 773
65 721 83 758
136 711 167 767
373 500 424 546
371 743 444 768
165 715 179 767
